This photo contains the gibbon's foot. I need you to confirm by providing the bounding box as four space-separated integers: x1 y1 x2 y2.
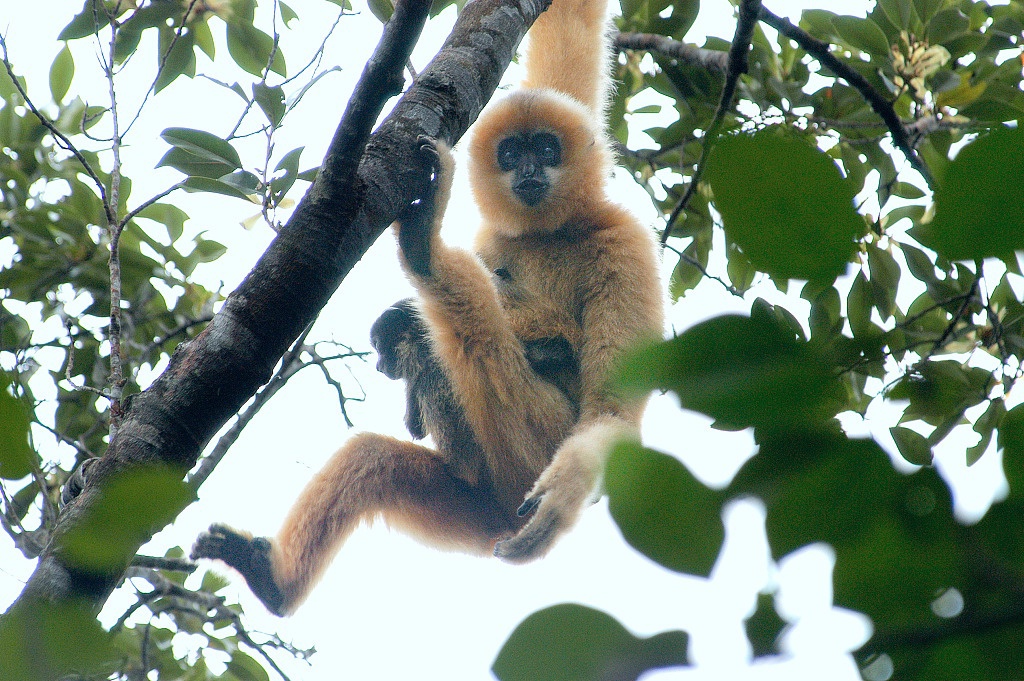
191 523 286 616
396 136 442 278
493 490 567 563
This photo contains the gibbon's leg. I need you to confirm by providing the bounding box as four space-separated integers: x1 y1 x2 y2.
395 138 577 514
192 433 513 616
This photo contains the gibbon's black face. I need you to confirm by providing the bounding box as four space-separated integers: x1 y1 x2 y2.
370 300 421 380
497 131 562 207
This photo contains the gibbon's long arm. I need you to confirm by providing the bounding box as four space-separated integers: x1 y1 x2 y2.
396 138 577 512
521 0 611 114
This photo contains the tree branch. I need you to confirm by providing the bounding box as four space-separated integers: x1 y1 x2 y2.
615 32 729 72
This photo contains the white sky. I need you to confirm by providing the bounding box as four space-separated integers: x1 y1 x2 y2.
0 1 1009 680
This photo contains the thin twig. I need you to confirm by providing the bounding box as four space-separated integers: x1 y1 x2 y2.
661 0 762 245
0 35 108 205
186 322 316 492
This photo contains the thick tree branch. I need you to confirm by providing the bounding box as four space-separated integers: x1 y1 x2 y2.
758 7 933 186
6 0 548 617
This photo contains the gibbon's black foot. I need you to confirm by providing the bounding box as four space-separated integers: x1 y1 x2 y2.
396 136 442 278
191 523 286 616
60 457 98 508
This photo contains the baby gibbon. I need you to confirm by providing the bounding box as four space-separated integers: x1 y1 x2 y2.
192 0 663 615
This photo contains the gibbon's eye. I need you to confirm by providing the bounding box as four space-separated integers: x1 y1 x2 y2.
497 137 524 172
532 132 561 167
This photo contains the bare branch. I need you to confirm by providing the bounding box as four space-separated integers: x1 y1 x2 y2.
615 32 729 72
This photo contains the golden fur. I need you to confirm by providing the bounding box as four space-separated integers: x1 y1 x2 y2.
192 0 664 616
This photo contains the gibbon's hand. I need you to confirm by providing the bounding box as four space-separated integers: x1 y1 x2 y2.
191 523 286 616
396 136 443 278
493 441 601 563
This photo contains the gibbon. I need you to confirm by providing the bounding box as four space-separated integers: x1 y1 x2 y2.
191 0 664 616
370 299 580 467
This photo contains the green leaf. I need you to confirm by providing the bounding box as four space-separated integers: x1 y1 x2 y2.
49 46 75 103
888 361 991 427
877 0 913 30
848 270 874 338
832 16 892 57
160 127 242 168
58 5 112 40
915 128 1024 261
137 202 190 243
867 244 900 319
226 23 287 77
912 0 943 24
493 604 688 681
0 599 113 681
0 374 34 480
605 442 724 575
707 129 862 283
252 83 286 128
999 404 1024 496
225 652 271 681
617 314 845 432
366 0 394 22
181 176 254 201
155 26 197 92
967 398 1003 466
271 146 304 201
890 426 934 465
926 9 970 45
63 467 193 572
280 1 299 24
192 239 228 263
669 245 703 299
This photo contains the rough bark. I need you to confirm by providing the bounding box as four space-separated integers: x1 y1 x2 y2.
5 0 548 615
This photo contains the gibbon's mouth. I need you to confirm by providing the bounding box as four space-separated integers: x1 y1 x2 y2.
514 179 549 207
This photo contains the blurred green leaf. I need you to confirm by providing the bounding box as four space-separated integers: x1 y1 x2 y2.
617 314 845 432
606 441 724 575
890 425 934 466
745 593 787 658
916 127 1024 261
0 373 34 480
63 467 193 572
708 129 862 282
494 604 688 681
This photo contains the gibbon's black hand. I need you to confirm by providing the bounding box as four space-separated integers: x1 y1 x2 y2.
396 136 441 278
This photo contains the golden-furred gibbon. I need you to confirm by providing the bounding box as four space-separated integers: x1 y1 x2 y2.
191 0 664 616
